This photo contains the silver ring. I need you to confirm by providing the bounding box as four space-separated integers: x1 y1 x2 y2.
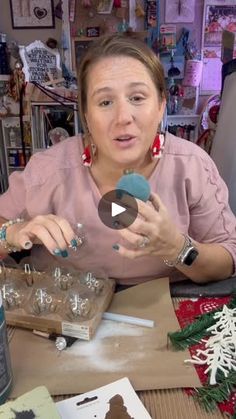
139 236 150 248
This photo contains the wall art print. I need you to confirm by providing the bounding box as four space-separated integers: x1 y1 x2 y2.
165 0 195 23
10 0 55 29
203 2 236 46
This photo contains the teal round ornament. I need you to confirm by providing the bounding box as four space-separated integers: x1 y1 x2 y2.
116 172 151 202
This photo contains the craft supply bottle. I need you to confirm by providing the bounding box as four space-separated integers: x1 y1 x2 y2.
8 150 19 167
9 129 17 147
0 291 13 404
18 150 25 167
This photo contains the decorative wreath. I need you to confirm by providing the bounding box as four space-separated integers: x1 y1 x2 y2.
197 94 221 155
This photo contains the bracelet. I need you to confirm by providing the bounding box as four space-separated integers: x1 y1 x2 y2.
163 234 191 267
0 218 25 253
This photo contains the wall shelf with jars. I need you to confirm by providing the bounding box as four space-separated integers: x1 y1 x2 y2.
31 101 79 153
167 114 200 142
0 127 7 194
1 116 32 179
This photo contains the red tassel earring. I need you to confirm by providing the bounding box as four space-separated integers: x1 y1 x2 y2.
150 134 165 159
82 144 96 167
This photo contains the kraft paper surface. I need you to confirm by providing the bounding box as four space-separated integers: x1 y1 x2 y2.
9 277 201 397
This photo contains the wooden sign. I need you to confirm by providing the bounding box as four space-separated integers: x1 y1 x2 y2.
19 40 61 83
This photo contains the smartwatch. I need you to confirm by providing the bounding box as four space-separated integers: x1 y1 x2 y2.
164 235 199 267
179 236 199 266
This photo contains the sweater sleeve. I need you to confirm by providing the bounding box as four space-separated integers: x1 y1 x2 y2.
188 154 236 273
0 169 27 220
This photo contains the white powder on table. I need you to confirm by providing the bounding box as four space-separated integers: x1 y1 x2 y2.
66 319 148 372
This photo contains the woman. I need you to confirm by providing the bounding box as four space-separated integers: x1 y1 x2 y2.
0 34 235 284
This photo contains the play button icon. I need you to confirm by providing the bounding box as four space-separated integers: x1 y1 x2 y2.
98 190 138 229
111 202 126 217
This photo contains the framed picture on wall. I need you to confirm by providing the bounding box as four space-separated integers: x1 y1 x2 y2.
201 0 236 94
10 0 55 29
165 0 195 23
71 38 94 72
202 0 236 46
97 0 114 14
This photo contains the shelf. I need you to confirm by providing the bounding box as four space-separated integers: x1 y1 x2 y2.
6 146 31 149
0 75 10 81
2 115 30 125
8 165 25 169
32 148 46 153
167 114 200 126
167 114 199 118
72 36 97 42
72 31 148 42
166 113 200 143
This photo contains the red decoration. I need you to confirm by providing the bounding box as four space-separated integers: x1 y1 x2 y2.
175 297 236 416
113 0 121 7
150 134 165 158
82 145 92 167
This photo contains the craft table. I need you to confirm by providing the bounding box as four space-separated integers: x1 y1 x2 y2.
7 296 229 419
51 297 228 419
53 386 227 419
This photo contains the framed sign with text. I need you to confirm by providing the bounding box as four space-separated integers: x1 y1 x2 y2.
19 40 61 83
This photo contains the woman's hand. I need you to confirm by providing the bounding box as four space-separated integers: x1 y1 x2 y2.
114 192 184 261
113 192 234 283
6 214 76 256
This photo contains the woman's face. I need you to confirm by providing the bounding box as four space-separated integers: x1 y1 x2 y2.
84 55 166 168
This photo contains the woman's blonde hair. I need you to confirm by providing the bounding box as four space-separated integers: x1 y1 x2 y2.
77 33 167 133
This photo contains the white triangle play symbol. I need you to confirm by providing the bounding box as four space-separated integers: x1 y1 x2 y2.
112 202 126 217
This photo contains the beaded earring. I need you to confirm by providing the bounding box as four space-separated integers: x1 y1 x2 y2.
150 133 165 159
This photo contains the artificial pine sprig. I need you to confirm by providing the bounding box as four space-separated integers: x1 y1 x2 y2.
168 296 236 350
168 313 215 350
193 370 236 413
